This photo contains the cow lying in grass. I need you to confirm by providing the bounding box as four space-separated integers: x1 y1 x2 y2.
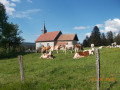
40 51 53 59
73 47 95 59
99 46 104 49
106 45 111 48
73 51 89 59
83 49 94 55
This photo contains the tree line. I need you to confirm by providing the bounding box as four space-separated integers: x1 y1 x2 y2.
83 26 120 47
0 3 23 58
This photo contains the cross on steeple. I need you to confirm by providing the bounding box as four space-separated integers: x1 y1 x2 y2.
41 21 47 34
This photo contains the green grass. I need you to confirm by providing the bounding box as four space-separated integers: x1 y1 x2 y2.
0 48 120 90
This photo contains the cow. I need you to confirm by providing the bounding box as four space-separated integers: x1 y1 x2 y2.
73 51 89 59
64 45 74 53
75 44 83 53
41 46 51 53
40 51 53 59
91 44 94 48
111 42 117 48
83 49 94 55
99 46 104 49
54 45 61 53
116 45 120 48
106 45 111 48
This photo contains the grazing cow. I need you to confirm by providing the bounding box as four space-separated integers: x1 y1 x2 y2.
54 45 61 53
40 51 53 59
75 44 83 53
91 44 94 48
73 51 89 59
41 46 51 53
65 45 74 53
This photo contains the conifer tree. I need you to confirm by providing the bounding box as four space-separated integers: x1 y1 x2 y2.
101 33 107 46
106 31 113 45
89 26 101 46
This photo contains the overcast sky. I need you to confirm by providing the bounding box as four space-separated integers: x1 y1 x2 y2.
0 0 120 43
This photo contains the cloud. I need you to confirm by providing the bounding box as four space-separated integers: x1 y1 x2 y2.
74 26 90 30
0 0 17 15
27 0 32 3
12 9 41 19
85 33 91 37
96 24 103 28
101 18 120 33
11 0 20 2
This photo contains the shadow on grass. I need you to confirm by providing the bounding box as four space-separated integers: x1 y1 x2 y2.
0 52 33 60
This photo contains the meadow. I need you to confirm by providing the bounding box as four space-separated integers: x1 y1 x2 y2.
0 48 120 90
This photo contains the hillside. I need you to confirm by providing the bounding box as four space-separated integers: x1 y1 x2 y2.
0 48 120 90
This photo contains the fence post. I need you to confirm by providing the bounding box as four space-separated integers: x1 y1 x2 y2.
18 55 24 83
95 49 100 90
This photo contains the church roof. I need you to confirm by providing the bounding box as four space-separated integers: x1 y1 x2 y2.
36 31 62 42
57 34 79 41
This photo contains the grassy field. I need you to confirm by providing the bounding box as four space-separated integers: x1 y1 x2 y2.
0 48 120 90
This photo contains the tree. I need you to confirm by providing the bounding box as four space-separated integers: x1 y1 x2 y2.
1 22 23 52
114 32 120 45
89 26 101 46
0 3 8 45
101 33 108 46
0 3 23 53
106 31 113 45
83 36 89 47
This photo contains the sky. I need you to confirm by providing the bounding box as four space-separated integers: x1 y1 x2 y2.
0 0 120 43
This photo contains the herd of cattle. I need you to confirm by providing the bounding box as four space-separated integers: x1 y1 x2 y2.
38 42 120 59
39 44 84 59
24 42 120 59
38 44 93 59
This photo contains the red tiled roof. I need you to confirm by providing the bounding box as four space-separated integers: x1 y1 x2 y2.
36 31 61 42
57 34 77 41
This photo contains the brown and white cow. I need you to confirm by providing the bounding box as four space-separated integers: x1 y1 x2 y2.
64 45 74 53
99 46 104 49
106 45 111 48
83 49 94 55
40 51 53 59
41 46 51 53
73 51 89 59
75 44 83 53
54 45 61 53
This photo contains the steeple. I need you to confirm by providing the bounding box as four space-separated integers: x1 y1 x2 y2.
41 22 47 34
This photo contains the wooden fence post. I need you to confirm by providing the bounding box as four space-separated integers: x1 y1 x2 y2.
95 49 100 90
18 55 24 83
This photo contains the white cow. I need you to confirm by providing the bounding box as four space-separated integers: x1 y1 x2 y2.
111 42 117 48
116 45 120 48
91 44 94 48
